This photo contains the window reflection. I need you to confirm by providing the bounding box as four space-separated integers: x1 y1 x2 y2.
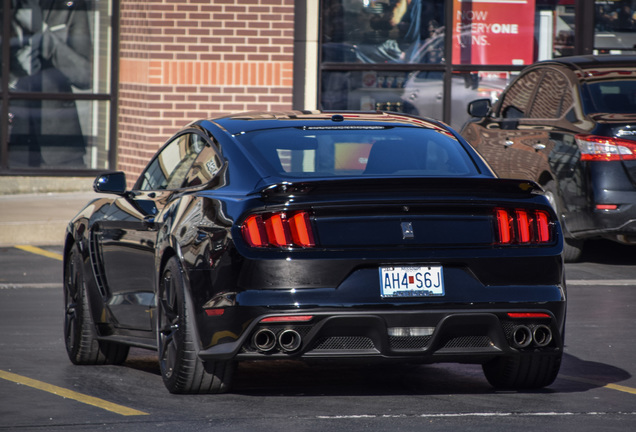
321 70 510 130
8 99 110 169
322 0 445 64
594 0 636 53
236 127 479 178
2 1 113 170
139 134 207 191
7 0 92 93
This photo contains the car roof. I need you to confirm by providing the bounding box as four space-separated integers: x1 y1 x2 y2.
534 55 636 82
536 54 636 69
204 111 453 135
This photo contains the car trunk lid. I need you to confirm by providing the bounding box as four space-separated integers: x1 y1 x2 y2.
255 177 554 249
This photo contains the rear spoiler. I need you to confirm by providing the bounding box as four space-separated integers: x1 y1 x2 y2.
259 177 543 201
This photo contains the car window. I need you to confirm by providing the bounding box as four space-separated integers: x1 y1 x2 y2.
499 70 541 119
184 138 224 188
528 69 572 119
235 127 479 178
138 133 206 191
586 80 636 114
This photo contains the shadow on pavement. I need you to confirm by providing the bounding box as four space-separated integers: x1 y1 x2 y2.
557 353 633 393
579 239 636 264
122 349 631 397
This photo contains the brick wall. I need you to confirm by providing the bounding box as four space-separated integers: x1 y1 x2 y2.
118 0 295 182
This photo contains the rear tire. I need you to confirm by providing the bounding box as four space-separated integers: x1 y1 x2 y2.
542 180 583 262
562 238 584 263
157 256 234 394
64 244 129 365
482 353 562 390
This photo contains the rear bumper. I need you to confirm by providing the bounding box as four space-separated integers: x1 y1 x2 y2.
197 303 565 364
194 253 565 364
582 165 636 241
571 202 636 242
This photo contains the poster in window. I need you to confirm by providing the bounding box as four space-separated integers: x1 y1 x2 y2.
452 0 536 65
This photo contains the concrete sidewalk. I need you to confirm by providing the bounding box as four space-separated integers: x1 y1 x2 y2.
0 192 100 247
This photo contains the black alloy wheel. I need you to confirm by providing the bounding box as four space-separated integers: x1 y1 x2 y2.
64 244 129 365
157 256 234 394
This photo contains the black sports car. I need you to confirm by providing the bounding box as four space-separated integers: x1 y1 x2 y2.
64 111 566 394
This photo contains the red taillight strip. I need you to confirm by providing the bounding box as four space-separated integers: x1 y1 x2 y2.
204 308 225 317
241 211 316 249
289 211 316 247
495 209 512 244
576 134 636 161
535 211 550 242
494 208 553 245
260 315 314 323
596 204 618 211
265 213 293 247
515 209 531 243
507 312 551 319
242 215 268 247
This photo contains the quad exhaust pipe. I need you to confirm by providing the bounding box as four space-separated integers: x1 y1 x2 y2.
252 328 302 353
278 329 302 352
532 325 552 347
511 325 533 348
511 325 553 349
252 328 277 352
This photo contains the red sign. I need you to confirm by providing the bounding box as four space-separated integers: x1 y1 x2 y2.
452 0 536 65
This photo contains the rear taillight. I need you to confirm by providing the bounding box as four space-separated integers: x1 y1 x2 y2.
242 211 316 248
494 208 553 245
576 134 636 161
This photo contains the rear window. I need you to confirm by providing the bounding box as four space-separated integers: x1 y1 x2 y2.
586 80 636 114
235 126 479 178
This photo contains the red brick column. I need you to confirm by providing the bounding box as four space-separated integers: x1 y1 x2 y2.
118 0 295 182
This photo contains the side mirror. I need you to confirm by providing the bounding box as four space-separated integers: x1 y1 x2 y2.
467 98 492 118
94 171 127 195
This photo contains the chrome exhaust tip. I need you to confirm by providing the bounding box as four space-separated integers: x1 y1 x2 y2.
278 329 302 353
252 328 277 352
511 325 533 349
532 325 552 347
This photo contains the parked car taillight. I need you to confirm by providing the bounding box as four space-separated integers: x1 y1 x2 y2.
242 211 316 248
576 134 636 161
494 208 552 245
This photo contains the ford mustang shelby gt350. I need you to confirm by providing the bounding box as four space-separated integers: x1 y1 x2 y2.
63 111 566 394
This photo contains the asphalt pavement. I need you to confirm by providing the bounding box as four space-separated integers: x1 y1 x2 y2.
0 191 100 247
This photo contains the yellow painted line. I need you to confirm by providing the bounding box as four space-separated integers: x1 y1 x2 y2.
560 374 636 395
15 245 63 261
0 370 148 416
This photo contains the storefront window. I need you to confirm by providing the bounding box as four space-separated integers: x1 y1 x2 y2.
0 0 114 172
7 0 95 93
322 69 425 112
322 69 511 130
322 0 445 64
8 99 110 169
594 0 636 53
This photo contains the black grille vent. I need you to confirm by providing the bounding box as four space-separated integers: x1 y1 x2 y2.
501 320 516 339
442 336 492 348
88 231 107 297
389 336 431 350
311 336 375 351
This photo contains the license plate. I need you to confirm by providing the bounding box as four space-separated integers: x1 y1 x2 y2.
379 265 445 298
